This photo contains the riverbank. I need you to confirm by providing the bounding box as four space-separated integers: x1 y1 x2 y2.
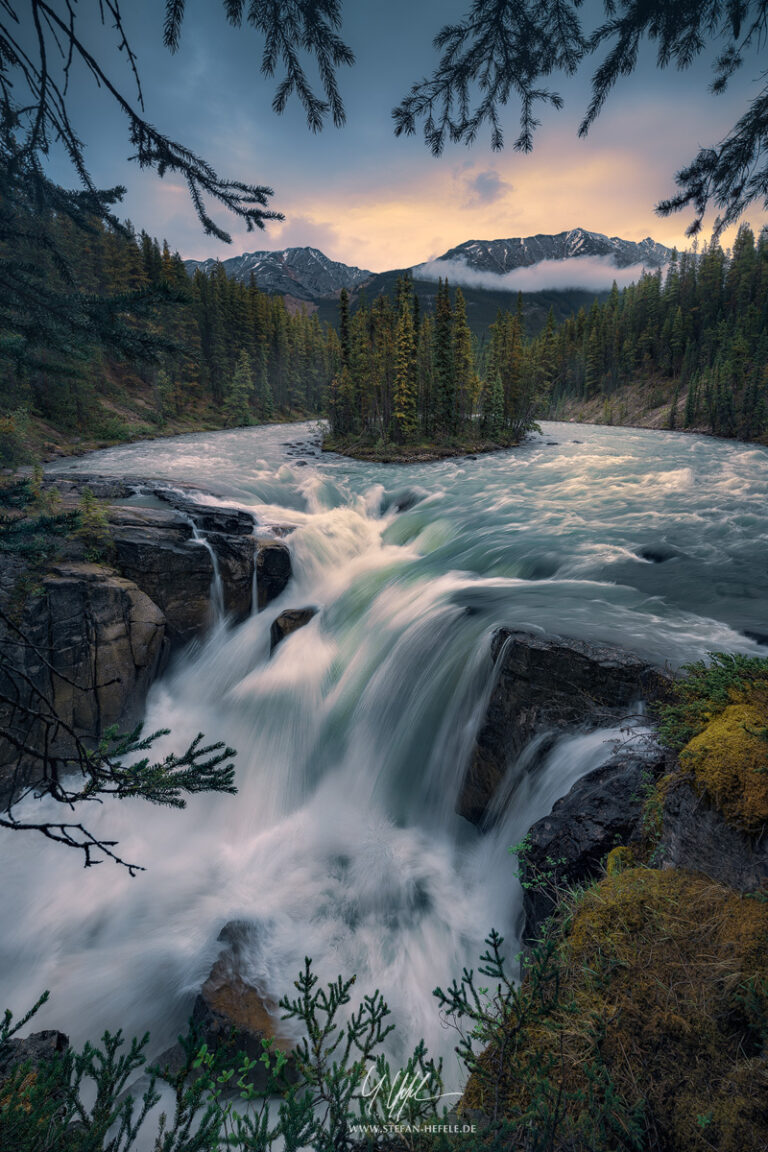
2 401 324 467
548 376 768 447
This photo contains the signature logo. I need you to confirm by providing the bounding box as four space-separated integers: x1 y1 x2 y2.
360 1066 461 1124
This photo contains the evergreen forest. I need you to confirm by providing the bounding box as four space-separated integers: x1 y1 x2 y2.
2 215 768 466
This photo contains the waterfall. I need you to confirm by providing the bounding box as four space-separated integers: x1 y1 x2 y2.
7 419 764 1089
189 519 225 624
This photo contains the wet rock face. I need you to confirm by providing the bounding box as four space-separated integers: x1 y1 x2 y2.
255 540 292 610
520 741 669 943
108 506 256 639
152 489 256 537
0 562 166 807
270 607 318 653
459 630 669 825
110 518 214 647
660 779 768 892
205 532 255 622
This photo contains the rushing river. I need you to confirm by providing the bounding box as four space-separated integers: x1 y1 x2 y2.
3 420 768 1091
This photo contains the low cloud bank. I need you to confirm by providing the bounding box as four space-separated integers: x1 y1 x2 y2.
413 254 661 293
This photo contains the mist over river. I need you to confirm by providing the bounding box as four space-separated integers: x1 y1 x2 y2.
3 421 768 1090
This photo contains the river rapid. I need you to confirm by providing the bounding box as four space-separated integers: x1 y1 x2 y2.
3 420 768 1090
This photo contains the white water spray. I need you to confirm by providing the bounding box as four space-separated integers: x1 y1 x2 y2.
3 420 766 1091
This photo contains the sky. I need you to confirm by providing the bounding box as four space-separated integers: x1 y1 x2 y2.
41 0 768 274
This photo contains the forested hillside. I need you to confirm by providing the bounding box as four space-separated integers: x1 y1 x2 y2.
0 216 340 463
533 224 768 439
4 212 768 466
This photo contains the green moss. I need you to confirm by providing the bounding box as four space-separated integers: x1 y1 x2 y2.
681 701 768 832
465 868 768 1150
604 845 635 875
657 652 768 751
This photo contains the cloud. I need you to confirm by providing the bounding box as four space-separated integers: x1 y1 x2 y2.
412 254 661 292
269 213 347 256
462 169 513 207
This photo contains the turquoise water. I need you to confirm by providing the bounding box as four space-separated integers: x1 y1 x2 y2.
2 421 765 1089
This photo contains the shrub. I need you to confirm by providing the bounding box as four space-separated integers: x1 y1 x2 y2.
458 871 768 1151
657 653 768 751
74 489 115 563
0 960 443 1152
0 408 31 468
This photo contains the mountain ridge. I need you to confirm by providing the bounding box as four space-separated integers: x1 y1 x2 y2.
183 245 373 302
183 228 674 303
427 227 672 274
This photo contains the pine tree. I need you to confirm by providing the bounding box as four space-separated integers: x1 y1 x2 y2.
392 303 418 443
452 287 477 430
433 280 455 435
223 349 254 426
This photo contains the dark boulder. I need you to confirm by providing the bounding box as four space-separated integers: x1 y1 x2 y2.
459 630 669 825
0 1030 69 1082
637 544 682 564
255 540 292 610
520 740 668 943
270 607 318 653
207 533 255 622
659 778 768 892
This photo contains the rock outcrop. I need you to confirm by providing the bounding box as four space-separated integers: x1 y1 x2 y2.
659 777 768 892
108 506 258 642
0 561 167 805
520 740 668 943
255 540 292 610
108 508 216 645
270 607 318 653
459 629 669 824
0 1029 69 1082
1 477 295 808
159 921 292 1088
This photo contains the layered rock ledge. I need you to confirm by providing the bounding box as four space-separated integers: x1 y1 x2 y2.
0 476 294 807
458 629 670 825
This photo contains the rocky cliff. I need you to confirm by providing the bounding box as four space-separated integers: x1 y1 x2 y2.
458 629 669 825
0 477 293 807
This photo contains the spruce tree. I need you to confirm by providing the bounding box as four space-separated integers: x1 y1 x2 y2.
452 287 477 430
223 349 254 426
433 280 455 436
393 303 418 443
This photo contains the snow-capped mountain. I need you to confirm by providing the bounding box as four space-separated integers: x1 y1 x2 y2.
183 246 373 302
185 230 673 307
427 228 672 274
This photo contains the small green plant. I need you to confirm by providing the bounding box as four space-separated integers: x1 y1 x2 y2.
657 653 768 751
0 408 30 468
0 958 445 1152
28 464 62 517
75 488 115 563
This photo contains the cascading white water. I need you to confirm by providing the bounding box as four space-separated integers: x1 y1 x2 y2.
189 520 226 624
3 421 768 1095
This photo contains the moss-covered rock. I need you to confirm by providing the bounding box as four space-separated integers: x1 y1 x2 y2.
681 700 768 832
464 867 768 1151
